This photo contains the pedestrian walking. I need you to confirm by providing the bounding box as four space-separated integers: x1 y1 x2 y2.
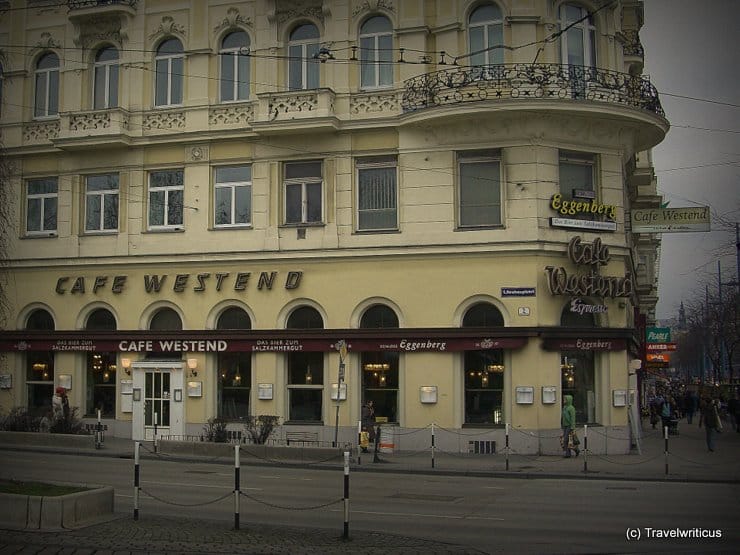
561 395 579 458
699 397 722 452
361 400 376 453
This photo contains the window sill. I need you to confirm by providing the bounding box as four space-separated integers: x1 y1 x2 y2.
279 222 325 229
144 227 185 233
82 230 119 236
455 225 504 232
212 225 253 231
353 228 401 235
284 421 324 426
24 232 58 239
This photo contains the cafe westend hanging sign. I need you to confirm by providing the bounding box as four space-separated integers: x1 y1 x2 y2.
544 236 632 298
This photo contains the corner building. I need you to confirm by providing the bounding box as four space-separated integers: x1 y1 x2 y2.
0 0 665 454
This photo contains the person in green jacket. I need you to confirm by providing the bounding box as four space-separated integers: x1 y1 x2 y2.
561 394 579 458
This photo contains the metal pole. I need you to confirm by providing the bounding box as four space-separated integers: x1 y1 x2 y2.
431 423 435 468
343 451 350 540
95 409 102 449
234 444 240 530
357 420 362 465
505 423 510 471
583 425 588 474
133 441 140 520
664 425 669 476
153 411 158 453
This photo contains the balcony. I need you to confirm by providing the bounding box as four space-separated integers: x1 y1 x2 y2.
251 89 338 135
402 64 663 116
53 108 131 150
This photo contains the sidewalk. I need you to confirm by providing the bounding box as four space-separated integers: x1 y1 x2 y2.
1 419 738 553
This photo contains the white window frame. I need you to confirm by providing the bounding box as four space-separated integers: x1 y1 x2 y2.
93 47 119 109
468 4 504 66
34 53 59 119
154 39 184 107
457 150 503 229
288 24 320 91
559 3 596 68
219 31 250 102
283 161 323 225
85 173 119 233
359 16 393 90
356 156 398 232
214 165 252 228
26 177 58 235
148 169 184 230
559 151 596 198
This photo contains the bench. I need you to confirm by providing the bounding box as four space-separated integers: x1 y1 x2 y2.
285 431 319 446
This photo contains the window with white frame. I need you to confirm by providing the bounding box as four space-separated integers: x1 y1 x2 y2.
468 4 504 66
220 31 250 102
286 306 324 423
214 165 251 227
288 24 320 90
26 177 58 234
283 161 323 225
559 151 595 198
34 52 59 118
155 38 184 107
357 156 397 231
85 174 119 232
559 3 596 68
94 46 119 109
148 169 184 229
458 150 502 228
359 16 393 89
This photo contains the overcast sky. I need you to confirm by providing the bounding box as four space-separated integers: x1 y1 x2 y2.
640 0 740 321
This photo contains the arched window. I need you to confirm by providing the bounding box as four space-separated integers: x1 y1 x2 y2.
286 306 323 422
85 309 117 417
360 305 399 423
34 52 59 118
559 3 596 68
468 4 504 66
359 16 392 89
462 303 504 425
147 307 183 360
155 38 184 106
94 46 119 109
288 24 319 90
560 303 597 424
217 307 252 419
25 309 55 416
220 31 250 101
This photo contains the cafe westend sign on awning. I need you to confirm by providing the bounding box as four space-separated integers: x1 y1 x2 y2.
630 207 710 233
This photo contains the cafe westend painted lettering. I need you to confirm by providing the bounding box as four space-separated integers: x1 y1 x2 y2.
55 271 303 295
545 236 632 298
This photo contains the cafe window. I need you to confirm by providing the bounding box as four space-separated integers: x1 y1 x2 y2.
462 302 505 425
147 307 183 360
85 308 117 417
360 304 399 423
286 306 324 422
216 307 252 420
561 305 597 424
25 309 55 416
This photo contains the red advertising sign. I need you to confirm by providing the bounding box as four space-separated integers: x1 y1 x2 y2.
645 343 677 352
646 353 671 363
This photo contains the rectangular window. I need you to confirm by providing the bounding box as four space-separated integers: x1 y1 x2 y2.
357 156 397 231
283 161 323 225
458 150 502 228
559 151 595 198
148 170 184 229
214 165 252 227
85 174 119 232
26 178 58 234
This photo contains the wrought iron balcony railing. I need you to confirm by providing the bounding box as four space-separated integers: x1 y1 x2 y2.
402 64 663 117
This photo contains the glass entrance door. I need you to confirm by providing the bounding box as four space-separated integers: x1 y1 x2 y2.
144 370 170 440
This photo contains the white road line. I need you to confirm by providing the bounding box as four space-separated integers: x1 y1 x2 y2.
141 480 262 490
330 509 505 521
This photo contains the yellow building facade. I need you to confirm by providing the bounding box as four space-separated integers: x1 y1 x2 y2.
0 0 665 453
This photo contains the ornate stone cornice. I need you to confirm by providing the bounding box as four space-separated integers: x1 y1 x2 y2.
148 16 186 42
353 0 395 18
214 7 253 34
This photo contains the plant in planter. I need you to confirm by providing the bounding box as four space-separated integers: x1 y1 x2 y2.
243 415 279 444
202 417 229 442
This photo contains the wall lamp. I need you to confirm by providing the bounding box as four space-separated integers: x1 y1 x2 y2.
121 358 131 375
187 358 198 377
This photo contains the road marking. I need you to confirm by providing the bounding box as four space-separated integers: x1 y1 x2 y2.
330 509 504 521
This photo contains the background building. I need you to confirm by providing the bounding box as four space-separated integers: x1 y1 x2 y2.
0 0 665 453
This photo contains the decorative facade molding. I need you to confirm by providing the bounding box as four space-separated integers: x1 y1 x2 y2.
148 16 186 41
35 32 62 50
23 121 60 143
352 0 395 18
274 0 325 25
72 14 128 48
209 104 254 126
68 110 129 131
143 110 185 130
270 93 319 115
350 92 400 114
186 145 210 163
213 7 253 34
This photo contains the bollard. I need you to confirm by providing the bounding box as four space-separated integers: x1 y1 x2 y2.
153 412 158 453
505 423 510 471
95 409 103 449
664 425 669 476
343 451 350 540
431 423 435 469
234 444 241 530
357 420 363 465
583 424 588 474
133 441 140 520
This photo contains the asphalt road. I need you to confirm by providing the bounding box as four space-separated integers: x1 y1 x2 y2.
1 450 738 553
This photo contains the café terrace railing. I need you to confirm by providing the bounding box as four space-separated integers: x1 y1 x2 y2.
401 63 664 117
